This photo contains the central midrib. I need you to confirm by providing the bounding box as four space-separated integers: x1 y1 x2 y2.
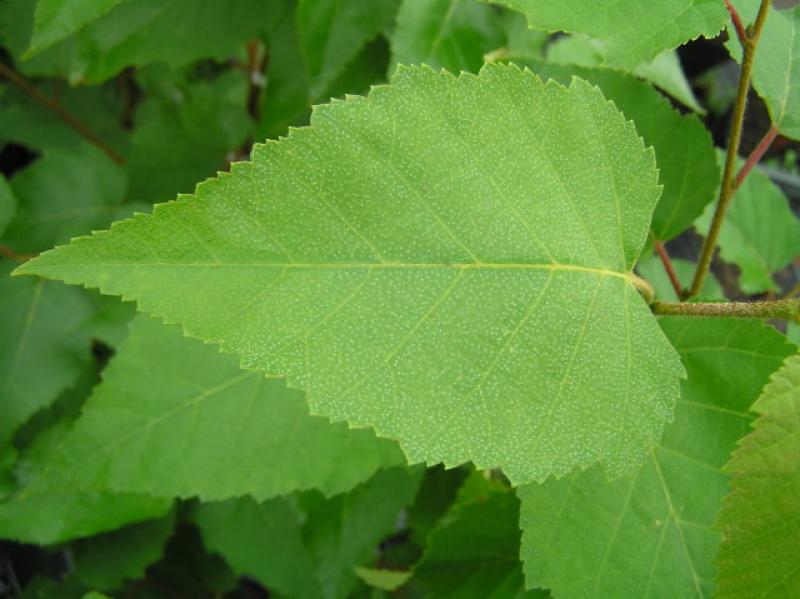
85 261 633 280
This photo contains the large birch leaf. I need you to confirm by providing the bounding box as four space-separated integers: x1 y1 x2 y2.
17 63 684 485
716 353 800 598
488 0 729 69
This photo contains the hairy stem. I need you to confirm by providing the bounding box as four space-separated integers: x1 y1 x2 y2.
688 0 773 298
654 240 683 297
0 62 125 165
653 298 800 322
735 125 779 188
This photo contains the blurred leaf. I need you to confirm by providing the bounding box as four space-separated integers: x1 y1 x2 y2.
77 292 137 348
0 175 17 237
46 315 405 501
518 319 796 597
73 512 175 591
355 567 412 591
194 466 422 599
546 35 704 112
127 70 251 203
521 60 720 242
27 0 123 56
727 3 800 139
412 472 543 598
695 160 800 294
716 353 800 598
2 143 127 254
391 0 504 73
0 421 171 545
406 466 470 546
636 253 723 302
496 10 548 60
0 261 93 444
297 0 399 100
788 322 800 346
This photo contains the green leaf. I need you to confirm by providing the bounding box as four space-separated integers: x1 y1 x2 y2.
72 512 175 591
297 0 399 100
355 567 412 591
727 3 800 139
0 421 171 545
127 70 252 203
0 175 17 237
518 319 796 598
546 35 705 113
636 253 723 302
695 160 800 294
0 262 94 444
412 472 544 598
194 466 421 599
391 0 504 74
45 314 404 501
517 60 720 242
28 0 123 56
716 353 800 598
2 143 127 254
73 0 276 83
489 0 728 69
788 322 800 346
18 63 684 485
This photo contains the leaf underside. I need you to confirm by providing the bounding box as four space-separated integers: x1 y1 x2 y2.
18 63 684 485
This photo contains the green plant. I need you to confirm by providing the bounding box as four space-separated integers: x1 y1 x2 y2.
1 0 799 597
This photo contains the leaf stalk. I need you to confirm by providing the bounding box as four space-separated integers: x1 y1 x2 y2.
653 298 800 322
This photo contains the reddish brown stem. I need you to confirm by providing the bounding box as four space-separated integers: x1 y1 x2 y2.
735 125 779 188
725 0 748 47
0 245 37 262
654 241 683 298
0 62 125 165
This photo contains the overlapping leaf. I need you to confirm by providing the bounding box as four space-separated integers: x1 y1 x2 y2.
0 261 94 444
695 157 800 294
194 466 421 599
72 512 175 591
518 319 796 598
0 422 171 545
27 0 123 56
18 64 684 485
43 315 405 500
728 2 800 139
392 0 504 73
716 353 800 598
636 253 723 301
0 175 16 236
488 0 728 69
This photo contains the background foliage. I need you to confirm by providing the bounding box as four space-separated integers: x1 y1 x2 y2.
1 0 799 597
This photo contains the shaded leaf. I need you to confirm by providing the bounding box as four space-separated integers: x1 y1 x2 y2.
43 314 404 501
355 567 412 591
73 512 175 591
18 64 684 485
728 3 800 139
0 175 17 237
0 261 93 444
716 353 800 598
0 421 171 545
3 143 127 254
518 319 796 598
695 160 800 294
297 0 399 100
391 0 504 73
194 466 421 599
28 0 123 56
412 473 544 598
